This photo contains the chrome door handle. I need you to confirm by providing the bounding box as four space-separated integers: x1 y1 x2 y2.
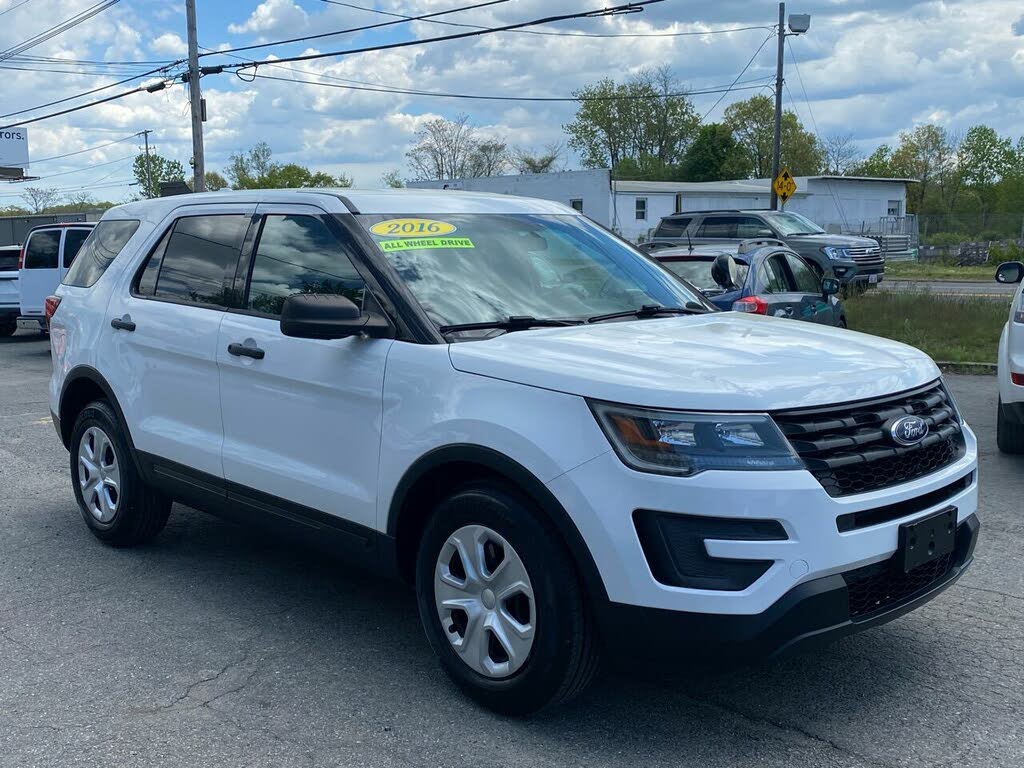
227 342 265 360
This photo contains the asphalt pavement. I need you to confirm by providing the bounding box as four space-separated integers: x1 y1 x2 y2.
1 330 1022 768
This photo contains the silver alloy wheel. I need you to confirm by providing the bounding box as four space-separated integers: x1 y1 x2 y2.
434 524 535 678
77 426 121 523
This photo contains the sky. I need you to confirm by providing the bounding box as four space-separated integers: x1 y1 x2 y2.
1 0 1023 205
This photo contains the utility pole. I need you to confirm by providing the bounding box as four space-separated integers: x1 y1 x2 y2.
140 129 154 198
770 1 785 211
185 0 206 192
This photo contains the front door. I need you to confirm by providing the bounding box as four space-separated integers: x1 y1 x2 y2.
19 228 61 316
757 252 805 321
103 206 255 478
783 253 838 325
216 205 393 533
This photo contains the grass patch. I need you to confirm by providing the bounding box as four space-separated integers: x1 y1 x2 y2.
885 261 998 281
844 291 1009 364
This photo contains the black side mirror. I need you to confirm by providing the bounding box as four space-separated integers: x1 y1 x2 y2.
280 294 394 340
822 277 841 297
711 253 739 290
995 261 1024 284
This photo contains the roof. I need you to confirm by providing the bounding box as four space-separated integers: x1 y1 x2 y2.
612 175 916 195
107 187 578 219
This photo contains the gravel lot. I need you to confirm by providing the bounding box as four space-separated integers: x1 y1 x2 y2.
1 330 1021 768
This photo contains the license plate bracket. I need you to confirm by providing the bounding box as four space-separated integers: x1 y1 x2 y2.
869 273 880 284
898 506 957 573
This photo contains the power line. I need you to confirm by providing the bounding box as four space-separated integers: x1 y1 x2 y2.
0 178 137 198
0 0 32 18
0 0 120 62
699 28 777 122
222 0 662 71
246 69 775 103
318 0 770 39
786 37 822 138
30 132 144 164
0 78 173 129
205 0 511 58
20 154 136 182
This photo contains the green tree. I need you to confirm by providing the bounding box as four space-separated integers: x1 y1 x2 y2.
133 153 186 199
722 94 823 177
513 142 564 174
679 123 751 181
226 142 351 188
564 67 700 179
380 169 404 188
889 125 962 213
204 171 229 191
848 144 897 177
958 125 1014 224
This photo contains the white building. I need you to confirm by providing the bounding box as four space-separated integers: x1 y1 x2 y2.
409 169 915 243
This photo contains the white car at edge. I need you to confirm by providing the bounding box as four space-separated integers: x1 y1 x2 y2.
47 189 980 714
996 259 1024 452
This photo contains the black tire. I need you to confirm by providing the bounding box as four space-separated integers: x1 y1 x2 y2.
0 323 15 338
69 400 171 546
837 316 848 329
415 483 599 715
997 397 1024 454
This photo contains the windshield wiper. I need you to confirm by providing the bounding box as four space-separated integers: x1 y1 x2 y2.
587 303 710 324
438 316 583 335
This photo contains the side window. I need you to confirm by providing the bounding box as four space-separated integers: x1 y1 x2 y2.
135 215 248 307
736 216 770 239
246 214 365 318
635 198 647 221
655 217 691 238
23 230 60 269
63 220 141 288
62 229 92 268
569 199 584 212
695 216 737 239
785 254 822 294
760 255 793 294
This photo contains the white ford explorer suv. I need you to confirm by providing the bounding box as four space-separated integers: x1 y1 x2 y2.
995 259 1024 452
49 190 979 714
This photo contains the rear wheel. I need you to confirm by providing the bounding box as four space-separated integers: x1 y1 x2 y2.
415 484 599 715
70 400 171 545
997 397 1024 454
0 321 15 337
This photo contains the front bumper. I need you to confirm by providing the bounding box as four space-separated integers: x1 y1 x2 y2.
832 261 884 286
597 513 978 659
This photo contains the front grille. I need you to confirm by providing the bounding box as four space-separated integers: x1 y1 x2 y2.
847 245 882 261
845 552 954 619
773 382 966 497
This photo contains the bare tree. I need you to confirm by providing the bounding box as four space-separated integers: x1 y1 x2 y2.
64 191 96 207
21 186 60 213
514 141 565 174
406 114 479 180
467 139 510 177
822 134 862 175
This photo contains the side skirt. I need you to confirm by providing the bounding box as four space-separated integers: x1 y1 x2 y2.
137 451 399 577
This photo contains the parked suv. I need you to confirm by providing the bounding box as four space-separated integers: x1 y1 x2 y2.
49 190 978 714
0 244 21 336
995 260 1024 453
18 222 94 332
649 209 884 289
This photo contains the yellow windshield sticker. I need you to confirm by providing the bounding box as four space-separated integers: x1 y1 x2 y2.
378 237 474 252
369 218 457 237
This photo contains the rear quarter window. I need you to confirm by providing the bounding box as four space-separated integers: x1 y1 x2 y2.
0 248 20 271
63 220 141 288
24 230 60 269
655 217 691 238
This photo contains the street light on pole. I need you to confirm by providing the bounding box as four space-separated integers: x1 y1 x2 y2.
769 3 810 210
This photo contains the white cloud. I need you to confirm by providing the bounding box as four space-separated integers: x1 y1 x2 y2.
150 32 186 56
228 0 309 38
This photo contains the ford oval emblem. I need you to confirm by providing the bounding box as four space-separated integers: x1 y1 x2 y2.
889 415 929 446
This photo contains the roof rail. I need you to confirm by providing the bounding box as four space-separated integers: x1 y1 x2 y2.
737 237 787 254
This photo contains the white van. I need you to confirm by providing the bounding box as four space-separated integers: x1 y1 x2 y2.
0 244 22 336
17 223 94 332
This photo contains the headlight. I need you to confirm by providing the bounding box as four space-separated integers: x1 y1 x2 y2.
589 402 804 476
822 246 849 260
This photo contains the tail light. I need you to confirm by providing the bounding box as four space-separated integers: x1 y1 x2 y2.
1012 373 1024 386
17 244 26 270
44 295 61 326
732 296 769 315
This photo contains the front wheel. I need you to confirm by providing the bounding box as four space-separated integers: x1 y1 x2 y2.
997 397 1024 454
70 400 172 546
415 484 599 715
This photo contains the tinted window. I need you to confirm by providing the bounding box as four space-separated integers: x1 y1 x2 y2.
761 255 793 293
785 253 821 293
24 230 60 269
0 247 20 272
136 215 247 307
62 229 92 268
247 215 365 317
655 217 691 238
63 220 141 288
736 216 770 238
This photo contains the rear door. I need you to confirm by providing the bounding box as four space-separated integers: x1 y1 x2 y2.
783 252 837 325
19 228 61 316
216 203 391 538
103 205 255 478
692 215 772 245
756 252 805 321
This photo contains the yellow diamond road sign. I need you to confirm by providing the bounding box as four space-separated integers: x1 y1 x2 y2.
773 168 797 202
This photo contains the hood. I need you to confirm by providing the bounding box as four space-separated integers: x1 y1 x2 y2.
786 233 878 248
448 314 940 412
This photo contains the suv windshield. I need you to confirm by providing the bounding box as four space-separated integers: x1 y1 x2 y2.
357 213 705 332
761 212 825 236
